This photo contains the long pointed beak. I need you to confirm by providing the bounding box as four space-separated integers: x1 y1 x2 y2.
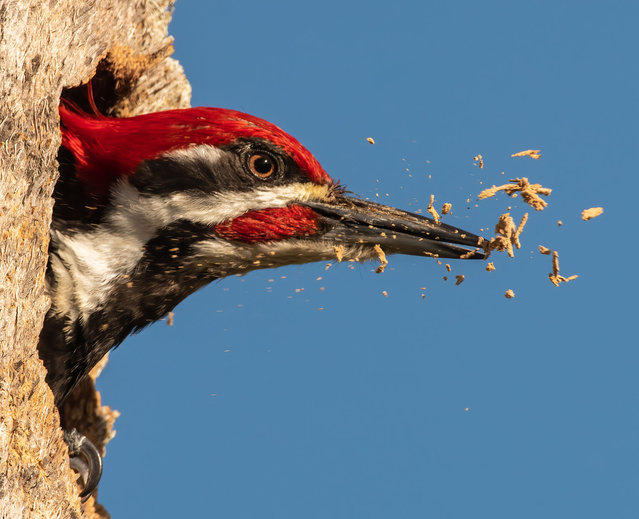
304 196 486 260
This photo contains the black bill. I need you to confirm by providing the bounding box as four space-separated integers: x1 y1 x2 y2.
305 196 486 260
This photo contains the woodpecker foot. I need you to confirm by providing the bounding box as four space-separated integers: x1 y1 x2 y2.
64 429 103 502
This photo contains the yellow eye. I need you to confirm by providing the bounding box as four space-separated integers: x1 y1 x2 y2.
248 153 277 178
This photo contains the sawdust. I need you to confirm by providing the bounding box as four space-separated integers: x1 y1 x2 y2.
548 250 578 286
455 275 465 285
478 177 551 210
581 207 603 221
366 137 375 145
484 212 528 258
511 149 541 159
441 202 452 215
382 290 388 297
333 245 344 262
445 264 451 272
427 194 440 224
485 262 496 272
538 245 551 255
374 244 388 273
505 289 515 299
473 154 484 168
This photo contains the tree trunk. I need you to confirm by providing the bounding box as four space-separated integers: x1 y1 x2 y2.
0 2 190 517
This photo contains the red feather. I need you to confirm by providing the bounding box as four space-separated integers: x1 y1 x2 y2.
59 104 332 196
214 206 320 243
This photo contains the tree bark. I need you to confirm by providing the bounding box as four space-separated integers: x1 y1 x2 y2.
0 1 190 517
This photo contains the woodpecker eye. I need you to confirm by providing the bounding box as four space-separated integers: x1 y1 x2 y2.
248 153 277 179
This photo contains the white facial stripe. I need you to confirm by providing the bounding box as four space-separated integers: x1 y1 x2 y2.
109 180 331 229
165 145 225 164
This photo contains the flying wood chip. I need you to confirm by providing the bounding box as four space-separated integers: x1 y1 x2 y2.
333 245 345 262
374 244 388 273
427 194 440 224
441 202 452 215
455 275 465 285
505 289 515 299
548 250 578 286
484 212 528 258
511 149 541 159
581 207 604 221
366 137 375 145
478 177 551 211
485 262 496 272
473 154 484 168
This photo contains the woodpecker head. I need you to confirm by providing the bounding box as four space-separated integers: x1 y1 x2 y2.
42 103 484 403
57 102 483 267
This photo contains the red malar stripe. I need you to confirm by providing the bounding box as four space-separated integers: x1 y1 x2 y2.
214 206 319 243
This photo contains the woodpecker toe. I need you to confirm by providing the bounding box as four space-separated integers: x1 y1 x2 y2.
64 429 103 501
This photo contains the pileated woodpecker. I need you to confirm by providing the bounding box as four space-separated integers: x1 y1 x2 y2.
40 102 485 497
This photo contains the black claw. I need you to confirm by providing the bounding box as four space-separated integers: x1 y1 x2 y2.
64 429 103 501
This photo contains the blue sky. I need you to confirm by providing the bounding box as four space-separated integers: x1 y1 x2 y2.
98 1 638 517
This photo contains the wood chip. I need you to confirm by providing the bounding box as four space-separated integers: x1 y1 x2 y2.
511 149 541 159
557 220 563 226
382 290 388 297
484 212 527 258
167 312 174 326
581 207 603 221
514 212 528 246
548 249 578 286
366 137 375 145
478 177 551 211
485 262 496 272
473 154 484 168
505 289 515 299
441 202 452 215
455 275 465 285
374 244 388 273
445 264 451 272
427 194 440 224
333 245 344 262
538 245 551 255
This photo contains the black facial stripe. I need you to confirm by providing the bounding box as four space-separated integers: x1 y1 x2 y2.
130 138 312 196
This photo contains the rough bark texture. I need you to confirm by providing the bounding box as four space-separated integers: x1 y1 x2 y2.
0 1 191 517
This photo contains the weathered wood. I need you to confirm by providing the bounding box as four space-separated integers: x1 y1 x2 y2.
0 1 190 516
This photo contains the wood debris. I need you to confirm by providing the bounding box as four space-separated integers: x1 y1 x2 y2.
478 177 551 211
485 262 495 272
441 202 452 215
557 220 563 227
515 212 528 243
455 275 465 285
473 154 484 168
505 289 515 299
485 212 528 257
427 194 440 224
374 244 388 273
581 207 603 221
366 137 375 145
333 245 344 262
548 250 578 287
445 264 451 272
382 290 388 297
538 245 551 255
166 312 174 326
511 149 541 159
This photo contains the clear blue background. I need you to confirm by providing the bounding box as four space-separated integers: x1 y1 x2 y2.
98 1 638 517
